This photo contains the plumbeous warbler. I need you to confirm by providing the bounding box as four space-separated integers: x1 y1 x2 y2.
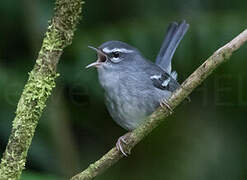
86 20 189 155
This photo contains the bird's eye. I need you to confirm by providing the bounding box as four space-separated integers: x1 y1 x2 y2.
112 51 120 58
109 51 122 63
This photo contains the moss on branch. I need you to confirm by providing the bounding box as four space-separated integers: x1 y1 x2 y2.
0 0 83 179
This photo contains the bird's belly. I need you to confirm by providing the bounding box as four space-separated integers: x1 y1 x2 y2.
105 89 160 131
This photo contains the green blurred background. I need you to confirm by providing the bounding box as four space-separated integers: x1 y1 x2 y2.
1 0 247 179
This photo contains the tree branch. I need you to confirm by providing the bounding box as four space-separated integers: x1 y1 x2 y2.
71 29 247 180
0 0 83 179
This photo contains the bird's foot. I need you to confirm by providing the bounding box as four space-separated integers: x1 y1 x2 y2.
160 99 173 114
116 133 130 156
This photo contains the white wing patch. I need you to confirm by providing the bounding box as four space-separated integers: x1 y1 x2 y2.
150 75 162 80
171 71 177 80
161 77 170 87
102 47 134 54
151 74 171 88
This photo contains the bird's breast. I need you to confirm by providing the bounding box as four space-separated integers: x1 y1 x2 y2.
98 69 161 130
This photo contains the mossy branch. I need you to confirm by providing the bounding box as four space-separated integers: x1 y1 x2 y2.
71 29 247 180
0 0 83 179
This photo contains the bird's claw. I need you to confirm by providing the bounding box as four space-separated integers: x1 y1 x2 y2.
160 99 173 114
116 134 130 156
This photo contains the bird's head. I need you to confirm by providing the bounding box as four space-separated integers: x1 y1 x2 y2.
86 41 141 69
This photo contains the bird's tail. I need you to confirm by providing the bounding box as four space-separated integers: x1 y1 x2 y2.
155 20 189 74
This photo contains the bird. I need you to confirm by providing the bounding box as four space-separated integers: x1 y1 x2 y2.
86 20 189 156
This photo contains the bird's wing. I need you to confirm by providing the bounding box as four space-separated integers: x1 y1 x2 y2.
155 20 189 74
150 72 180 92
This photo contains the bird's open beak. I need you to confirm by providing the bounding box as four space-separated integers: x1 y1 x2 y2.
86 46 108 68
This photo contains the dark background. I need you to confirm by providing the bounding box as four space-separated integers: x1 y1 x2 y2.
0 0 247 179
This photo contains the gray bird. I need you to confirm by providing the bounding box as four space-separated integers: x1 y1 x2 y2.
86 20 189 155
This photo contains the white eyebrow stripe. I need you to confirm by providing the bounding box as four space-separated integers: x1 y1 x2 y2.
102 47 134 53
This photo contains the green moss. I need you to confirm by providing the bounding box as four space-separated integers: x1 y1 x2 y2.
0 71 58 180
43 27 64 51
0 0 83 179
14 71 58 129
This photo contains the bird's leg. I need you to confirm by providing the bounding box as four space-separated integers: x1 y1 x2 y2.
116 132 131 156
160 99 173 114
